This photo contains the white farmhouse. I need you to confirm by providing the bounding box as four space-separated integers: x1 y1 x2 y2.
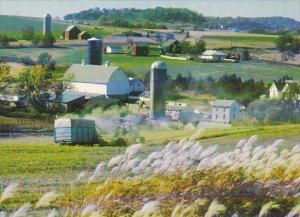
200 50 226 61
64 64 131 97
269 80 300 100
105 46 123 54
211 100 240 124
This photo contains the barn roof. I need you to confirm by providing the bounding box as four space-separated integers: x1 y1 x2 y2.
211 100 238 107
64 64 122 84
79 31 88 36
65 25 79 32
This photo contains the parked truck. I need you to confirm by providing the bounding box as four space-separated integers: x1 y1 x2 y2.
54 118 98 144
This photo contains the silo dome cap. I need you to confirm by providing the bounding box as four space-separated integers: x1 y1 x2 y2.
88 37 102 41
151 61 167 70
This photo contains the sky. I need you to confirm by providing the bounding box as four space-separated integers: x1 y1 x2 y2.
0 0 300 21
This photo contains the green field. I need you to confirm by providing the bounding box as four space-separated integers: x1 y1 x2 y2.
1 47 299 81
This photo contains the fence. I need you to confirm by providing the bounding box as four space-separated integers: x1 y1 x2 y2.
0 131 53 139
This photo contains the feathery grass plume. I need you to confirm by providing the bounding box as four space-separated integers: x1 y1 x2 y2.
258 201 281 217
11 203 31 217
36 191 60 208
204 200 226 217
132 200 161 217
81 204 96 217
48 209 59 217
0 211 6 217
90 211 103 217
286 204 300 217
76 171 88 182
0 183 18 204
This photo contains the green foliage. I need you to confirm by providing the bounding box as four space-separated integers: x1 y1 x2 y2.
37 52 56 71
0 65 12 90
0 34 10 46
22 25 35 41
41 33 56 47
30 34 42 45
276 34 300 53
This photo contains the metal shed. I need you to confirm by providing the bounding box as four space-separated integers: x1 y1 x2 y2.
54 118 98 144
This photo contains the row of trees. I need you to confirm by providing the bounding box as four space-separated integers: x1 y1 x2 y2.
276 34 300 54
165 73 266 105
98 18 167 29
22 26 56 46
164 40 206 56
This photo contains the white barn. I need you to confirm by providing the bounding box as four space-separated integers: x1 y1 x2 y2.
200 50 226 61
64 64 131 97
105 46 123 54
211 100 240 124
269 80 300 100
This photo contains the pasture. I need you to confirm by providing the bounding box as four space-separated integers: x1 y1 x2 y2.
1 47 299 81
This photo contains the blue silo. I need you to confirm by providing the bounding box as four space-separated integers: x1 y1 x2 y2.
43 14 52 35
87 37 103 65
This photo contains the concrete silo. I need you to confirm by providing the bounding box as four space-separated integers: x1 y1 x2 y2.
150 61 167 120
87 37 102 65
43 14 52 35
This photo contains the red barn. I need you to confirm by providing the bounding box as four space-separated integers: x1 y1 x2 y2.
130 42 149 56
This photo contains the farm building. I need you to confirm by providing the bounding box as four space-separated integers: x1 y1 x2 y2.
0 86 25 107
49 92 85 113
269 80 300 100
166 102 193 122
200 50 227 61
211 100 240 124
130 41 149 56
64 64 131 97
64 25 81 40
105 46 123 54
129 78 145 95
78 31 89 40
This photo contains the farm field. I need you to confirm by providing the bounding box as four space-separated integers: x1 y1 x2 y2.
0 123 300 215
1 47 300 81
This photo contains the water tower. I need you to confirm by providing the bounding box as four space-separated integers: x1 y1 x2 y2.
87 37 103 65
150 61 167 120
43 14 52 35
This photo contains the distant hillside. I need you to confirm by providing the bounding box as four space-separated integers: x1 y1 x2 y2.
64 7 300 31
205 16 300 31
64 7 206 29
0 15 67 33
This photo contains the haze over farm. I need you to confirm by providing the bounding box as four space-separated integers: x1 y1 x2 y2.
0 0 300 216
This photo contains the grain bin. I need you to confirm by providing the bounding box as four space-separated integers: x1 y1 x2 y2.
150 61 167 119
87 37 102 65
54 118 98 144
43 14 52 35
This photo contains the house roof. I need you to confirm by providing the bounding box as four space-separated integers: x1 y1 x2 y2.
211 100 238 107
202 50 226 56
64 64 121 84
79 31 88 36
65 25 79 32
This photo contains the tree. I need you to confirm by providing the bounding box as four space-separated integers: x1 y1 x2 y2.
42 33 56 47
242 49 250 60
17 66 52 114
276 34 300 53
189 40 206 56
0 35 10 46
31 34 41 46
0 65 12 90
37 53 56 70
22 25 35 41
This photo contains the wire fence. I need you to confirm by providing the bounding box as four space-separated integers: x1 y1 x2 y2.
0 131 53 139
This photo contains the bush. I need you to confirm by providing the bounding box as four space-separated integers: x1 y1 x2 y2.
110 138 127 147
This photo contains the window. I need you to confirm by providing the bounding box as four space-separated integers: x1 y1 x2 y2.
215 114 218 119
223 114 226 120
224 107 226 112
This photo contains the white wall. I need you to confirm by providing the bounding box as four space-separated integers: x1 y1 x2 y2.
67 82 107 95
107 69 130 96
211 104 240 123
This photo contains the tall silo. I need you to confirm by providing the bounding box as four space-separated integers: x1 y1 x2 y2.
150 61 167 120
43 14 52 35
87 37 102 65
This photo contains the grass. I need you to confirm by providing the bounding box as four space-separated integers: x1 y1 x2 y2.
203 35 277 49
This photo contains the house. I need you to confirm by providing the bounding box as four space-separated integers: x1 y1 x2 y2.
130 41 149 56
129 78 145 95
105 46 123 54
269 80 300 100
78 31 89 40
64 25 81 40
211 100 240 124
200 50 227 61
0 86 25 107
49 92 85 112
166 102 193 122
64 64 131 97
